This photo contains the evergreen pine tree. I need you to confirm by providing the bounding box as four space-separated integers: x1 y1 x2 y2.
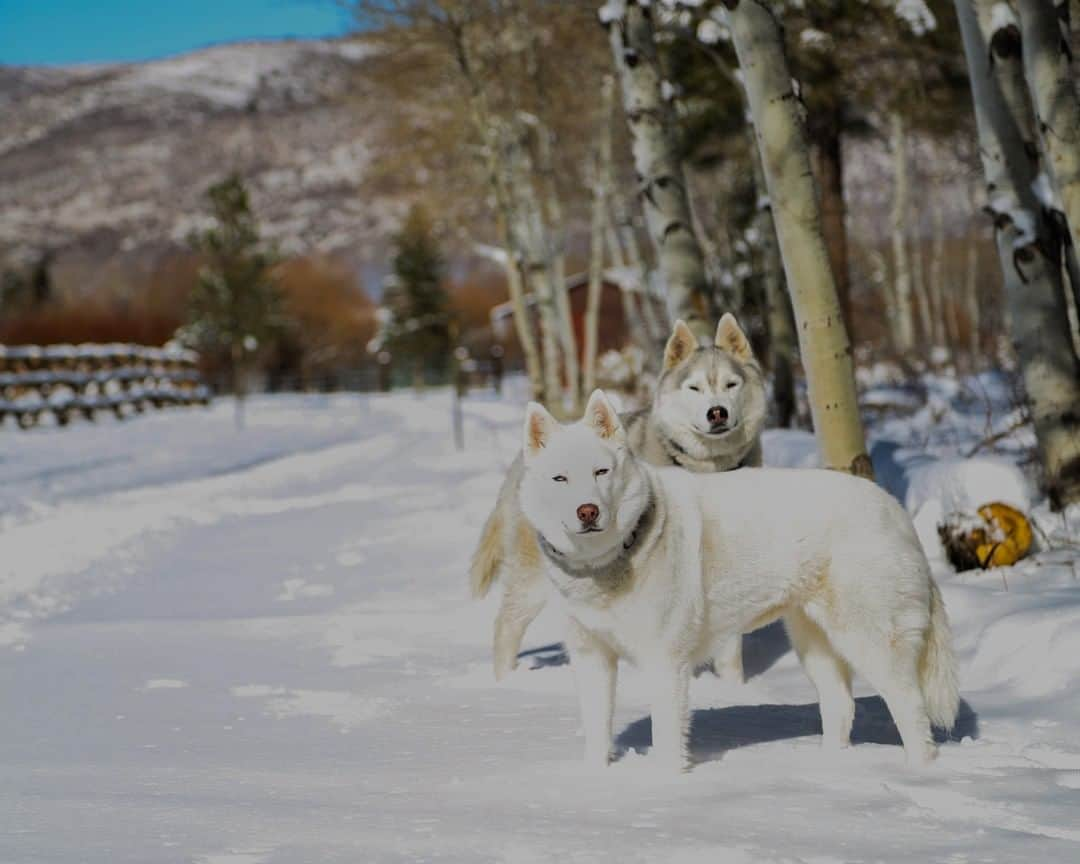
185 174 280 427
384 204 450 384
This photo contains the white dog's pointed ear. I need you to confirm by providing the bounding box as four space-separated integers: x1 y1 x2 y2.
663 319 698 371
715 313 755 363
583 389 624 441
523 401 557 458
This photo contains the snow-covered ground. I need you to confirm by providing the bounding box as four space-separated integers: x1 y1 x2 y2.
1 382 1079 863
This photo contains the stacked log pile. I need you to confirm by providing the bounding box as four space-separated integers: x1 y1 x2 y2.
0 344 210 429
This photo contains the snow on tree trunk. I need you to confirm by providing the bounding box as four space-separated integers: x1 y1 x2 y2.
956 0 1080 508
889 112 917 352
724 0 871 477
606 1 714 340
1016 0 1080 283
749 125 796 428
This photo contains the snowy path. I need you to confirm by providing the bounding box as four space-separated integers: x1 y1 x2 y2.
2 392 1079 863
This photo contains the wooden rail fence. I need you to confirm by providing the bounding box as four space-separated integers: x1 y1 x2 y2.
0 344 210 429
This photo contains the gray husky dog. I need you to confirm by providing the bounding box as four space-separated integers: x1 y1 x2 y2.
470 314 767 680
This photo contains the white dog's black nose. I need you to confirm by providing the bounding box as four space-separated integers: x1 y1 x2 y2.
707 405 729 426
577 503 600 526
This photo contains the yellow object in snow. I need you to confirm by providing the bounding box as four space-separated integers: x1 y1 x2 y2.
974 502 1033 569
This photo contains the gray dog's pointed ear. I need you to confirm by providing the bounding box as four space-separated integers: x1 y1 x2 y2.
523 401 558 458
663 319 698 371
715 313 755 363
583 389 624 442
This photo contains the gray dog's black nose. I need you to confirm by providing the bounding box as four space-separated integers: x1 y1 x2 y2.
707 405 729 426
577 503 600 525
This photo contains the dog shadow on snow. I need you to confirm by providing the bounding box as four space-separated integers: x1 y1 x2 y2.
614 697 978 766
515 620 795 675
518 622 978 764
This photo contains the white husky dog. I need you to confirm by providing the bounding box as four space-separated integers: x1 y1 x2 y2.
517 390 959 771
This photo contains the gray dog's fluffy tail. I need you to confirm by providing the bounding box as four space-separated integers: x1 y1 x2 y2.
920 580 961 730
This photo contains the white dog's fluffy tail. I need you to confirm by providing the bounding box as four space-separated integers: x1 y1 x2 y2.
920 580 960 730
469 505 503 598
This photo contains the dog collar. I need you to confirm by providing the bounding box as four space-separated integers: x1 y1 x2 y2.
664 436 752 472
536 500 655 583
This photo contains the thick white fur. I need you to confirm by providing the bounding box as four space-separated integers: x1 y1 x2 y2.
519 391 960 772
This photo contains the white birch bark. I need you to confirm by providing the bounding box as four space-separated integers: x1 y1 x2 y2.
956 0 1080 508
1016 0 1080 274
606 1 714 339
530 117 580 410
584 159 606 397
610 191 665 350
512 1 580 409
445 17 546 402
498 119 565 402
583 77 617 396
889 112 917 351
724 0 871 477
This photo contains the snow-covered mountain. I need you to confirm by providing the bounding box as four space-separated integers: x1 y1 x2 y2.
0 38 399 275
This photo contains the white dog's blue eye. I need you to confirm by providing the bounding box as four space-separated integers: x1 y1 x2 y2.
594 469 609 478
553 475 568 483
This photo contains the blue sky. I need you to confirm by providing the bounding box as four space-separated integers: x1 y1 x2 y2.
0 0 354 66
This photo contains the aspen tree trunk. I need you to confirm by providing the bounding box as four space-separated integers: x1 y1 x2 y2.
604 201 654 358
583 158 605 397
911 231 934 345
447 21 545 402
478 236 544 400
956 0 1080 508
583 77 617 396
749 126 797 427
889 112 917 352
1016 0 1080 275
606 1 714 339
497 120 565 403
724 0 871 476
531 118 580 410
512 2 580 409
930 196 950 348
871 248 901 349
965 226 981 357
611 191 665 350
811 122 856 337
